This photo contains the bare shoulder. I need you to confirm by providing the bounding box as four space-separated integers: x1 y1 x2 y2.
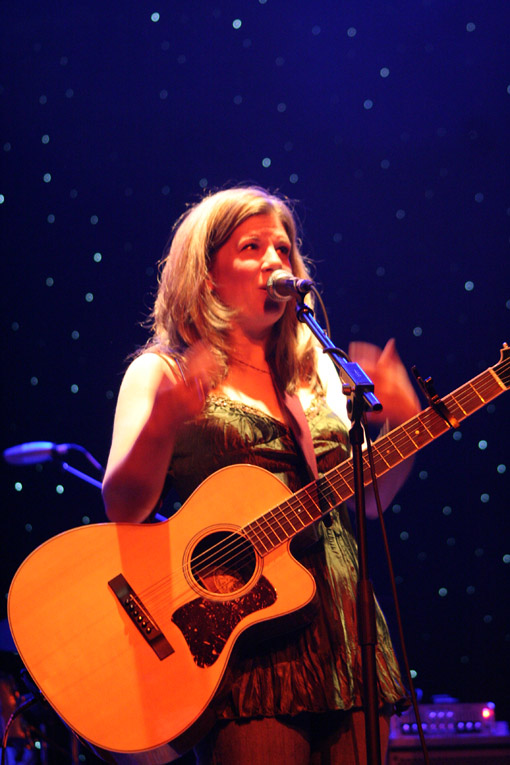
120 351 182 392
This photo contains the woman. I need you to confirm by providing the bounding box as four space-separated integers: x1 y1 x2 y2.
102 186 420 764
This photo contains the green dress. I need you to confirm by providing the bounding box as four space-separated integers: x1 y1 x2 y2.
167 390 407 720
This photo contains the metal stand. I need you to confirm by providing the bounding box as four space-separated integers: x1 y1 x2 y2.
296 301 383 764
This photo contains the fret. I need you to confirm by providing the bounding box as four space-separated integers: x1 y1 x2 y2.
246 521 271 555
258 515 284 546
318 474 342 507
447 391 467 416
402 419 431 450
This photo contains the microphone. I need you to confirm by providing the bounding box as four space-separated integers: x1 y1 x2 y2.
266 270 314 302
3 441 74 466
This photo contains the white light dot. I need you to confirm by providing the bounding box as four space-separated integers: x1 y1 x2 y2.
376 266 385 277
41 134 50 144
347 27 357 37
71 384 79 394
71 330 80 340
438 587 448 597
262 157 271 168
480 493 490 503
47 214 55 223
93 252 102 262
442 506 452 516
419 470 428 480
39 95 47 104
30 377 38 386
65 88 74 99
232 19 242 29
503 554 510 564
410 669 417 679
15 482 23 492
474 192 484 203
161 185 170 195
396 209 406 219
70 189 78 199
464 280 474 291
106 390 114 400
25 523 32 532
82 516 91 524
483 614 493 624
466 22 476 32
392 504 401 514
85 292 94 302
478 439 487 450
380 159 390 169
56 485 64 494
11 322 19 331
453 430 462 441
90 215 98 225
312 25 321 36
3 143 12 151
413 326 422 337
497 464 506 474
289 174 299 184
0 194 4 204
277 102 287 113
233 95 243 105
159 89 168 100
363 99 374 110
466 585 475 594
380 67 390 78
199 178 208 189
333 233 343 243
45 277 54 286
151 12 160 22
400 531 409 541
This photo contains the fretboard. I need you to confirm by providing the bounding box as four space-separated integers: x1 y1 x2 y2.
244 347 510 555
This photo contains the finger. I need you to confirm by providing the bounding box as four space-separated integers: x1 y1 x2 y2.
378 338 399 365
348 341 382 365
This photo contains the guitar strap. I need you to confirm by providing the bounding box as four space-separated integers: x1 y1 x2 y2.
274 383 319 482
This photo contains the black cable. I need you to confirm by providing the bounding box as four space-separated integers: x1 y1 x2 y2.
1 695 37 765
363 418 430 764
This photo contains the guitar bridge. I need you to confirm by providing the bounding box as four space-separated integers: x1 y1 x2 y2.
108 574 174 660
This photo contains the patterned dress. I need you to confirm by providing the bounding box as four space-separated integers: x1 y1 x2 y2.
166 390 407 720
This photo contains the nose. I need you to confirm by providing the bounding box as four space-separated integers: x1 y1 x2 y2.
262 245 286 272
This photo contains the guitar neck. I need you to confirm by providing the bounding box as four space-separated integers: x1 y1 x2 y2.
245 349 510 554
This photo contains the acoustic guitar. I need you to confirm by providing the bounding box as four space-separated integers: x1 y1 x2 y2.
8 345 510 764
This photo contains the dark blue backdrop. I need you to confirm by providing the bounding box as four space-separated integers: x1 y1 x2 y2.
2 0 509 739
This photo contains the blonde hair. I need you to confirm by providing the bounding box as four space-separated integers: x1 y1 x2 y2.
147 186 318 391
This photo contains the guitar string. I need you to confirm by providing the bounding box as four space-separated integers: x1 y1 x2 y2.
140 361 510 614
142 361 510 615
140 361 510 615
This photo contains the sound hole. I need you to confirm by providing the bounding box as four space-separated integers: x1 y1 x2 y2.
190 531 256 595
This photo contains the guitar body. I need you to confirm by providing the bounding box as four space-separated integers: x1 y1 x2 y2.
8 465 316 763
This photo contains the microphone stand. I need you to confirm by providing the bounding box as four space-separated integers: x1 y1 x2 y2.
295 300 383 765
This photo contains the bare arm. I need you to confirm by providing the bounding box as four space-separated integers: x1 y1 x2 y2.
102 347 216 523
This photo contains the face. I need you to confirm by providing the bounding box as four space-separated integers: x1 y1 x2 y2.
209 213 293 340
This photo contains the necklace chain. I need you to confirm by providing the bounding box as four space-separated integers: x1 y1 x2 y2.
230 356 271 375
